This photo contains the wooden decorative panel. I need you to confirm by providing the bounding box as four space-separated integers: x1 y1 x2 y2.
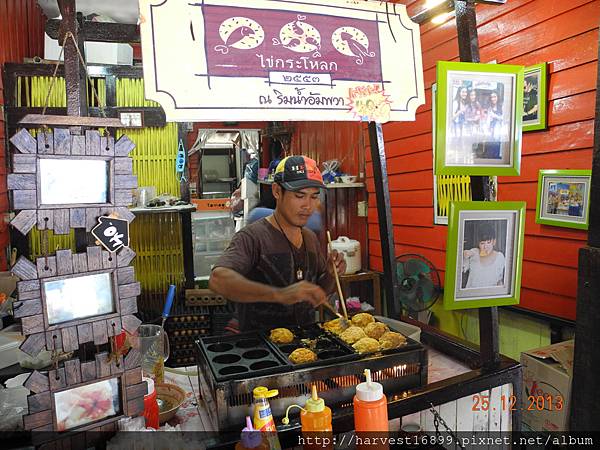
12 248 140 357
8 128 137 235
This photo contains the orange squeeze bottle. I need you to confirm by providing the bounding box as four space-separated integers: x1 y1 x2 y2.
354 368 389 432
282 385 332 450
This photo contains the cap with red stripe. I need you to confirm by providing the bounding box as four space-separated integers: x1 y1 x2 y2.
274 156 325 191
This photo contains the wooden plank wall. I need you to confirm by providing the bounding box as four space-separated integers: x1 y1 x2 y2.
292 121 369 266
366 0 599 321
0 0 46 270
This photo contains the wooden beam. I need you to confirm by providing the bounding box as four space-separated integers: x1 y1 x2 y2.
46 19 140 44
8 108 166 128
18 114 124 128
454 0 500 371
570 27 600 432
57 0 87 118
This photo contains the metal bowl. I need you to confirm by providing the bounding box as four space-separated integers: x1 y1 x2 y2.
156 383 186 424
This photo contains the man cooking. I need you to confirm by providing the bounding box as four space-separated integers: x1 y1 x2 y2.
209 155 346 332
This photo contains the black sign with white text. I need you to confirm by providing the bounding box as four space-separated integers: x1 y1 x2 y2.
91 216 130 253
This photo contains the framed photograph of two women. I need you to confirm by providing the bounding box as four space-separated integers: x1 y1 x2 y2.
444 202 526 310
435 61 524 177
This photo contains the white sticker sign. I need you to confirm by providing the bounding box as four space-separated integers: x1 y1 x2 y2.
139 0 425 123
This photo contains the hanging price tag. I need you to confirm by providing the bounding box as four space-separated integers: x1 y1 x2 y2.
176 139 186 173
91 216 130 253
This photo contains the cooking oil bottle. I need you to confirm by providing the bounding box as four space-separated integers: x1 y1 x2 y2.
282 385 333 450
252 386 282 450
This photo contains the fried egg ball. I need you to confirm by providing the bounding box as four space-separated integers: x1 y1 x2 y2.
364 322 389 340
289 348 318 364
378 331 407 350
340 326 367 344
269 328 294 344
322 318 349 335
352 337 381 354
351 313 375 328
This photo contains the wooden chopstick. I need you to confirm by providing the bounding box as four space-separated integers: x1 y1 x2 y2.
327 231 349 320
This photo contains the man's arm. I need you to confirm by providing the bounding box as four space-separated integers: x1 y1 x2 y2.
209 266 327 307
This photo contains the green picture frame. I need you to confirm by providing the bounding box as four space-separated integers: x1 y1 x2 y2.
535 169 591 230
523 63 548 132
435 61 524 176
443 201 526 310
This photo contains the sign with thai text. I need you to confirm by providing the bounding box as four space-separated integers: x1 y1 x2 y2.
139 0 425 123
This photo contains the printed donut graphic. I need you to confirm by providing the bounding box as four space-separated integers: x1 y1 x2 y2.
273 15 322 57
214 17 265 54
332 26 375 65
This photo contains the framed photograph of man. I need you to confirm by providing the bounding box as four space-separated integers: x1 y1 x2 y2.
443 201 526 310
435 61 524 176
523 63 548 132
536 170 591 230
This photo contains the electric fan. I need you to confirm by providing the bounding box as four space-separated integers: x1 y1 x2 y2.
395 254 441 312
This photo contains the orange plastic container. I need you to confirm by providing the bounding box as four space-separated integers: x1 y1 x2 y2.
283 385 333 450
353 369 389 432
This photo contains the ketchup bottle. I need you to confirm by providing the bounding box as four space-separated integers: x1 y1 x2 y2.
354 369 389 450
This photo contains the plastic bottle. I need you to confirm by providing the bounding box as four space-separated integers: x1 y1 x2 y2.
282 385 332 431
282 385 333 450
354 369 389 431
252 386 282 450
142 377 159 429
235 416 270 450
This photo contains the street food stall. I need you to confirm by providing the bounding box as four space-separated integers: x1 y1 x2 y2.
1 0 599 447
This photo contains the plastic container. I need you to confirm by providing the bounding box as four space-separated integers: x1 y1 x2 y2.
143 377 160 429
282 385 332 432
354 369 389 432
253 387 281 450
236 416 270 450
329 236 361 274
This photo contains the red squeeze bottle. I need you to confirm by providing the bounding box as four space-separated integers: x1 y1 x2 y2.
143 377 160 429
354 369 389 450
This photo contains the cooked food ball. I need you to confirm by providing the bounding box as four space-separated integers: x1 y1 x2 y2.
340 326 367 344
351 313 375 328
364 322 389 340
322 318 349 335
269 328 294 344
379 331 407 350
289 348 318 364
352 337 381 354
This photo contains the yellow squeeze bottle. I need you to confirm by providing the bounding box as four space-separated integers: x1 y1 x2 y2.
252 387 281 450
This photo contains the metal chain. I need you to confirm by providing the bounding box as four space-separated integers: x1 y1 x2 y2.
429 404 465 449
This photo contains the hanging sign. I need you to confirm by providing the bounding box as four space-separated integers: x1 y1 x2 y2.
91 216 130 253
139 0 425 123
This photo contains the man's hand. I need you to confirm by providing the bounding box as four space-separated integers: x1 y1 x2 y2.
276 281 327 307
327 249 347 276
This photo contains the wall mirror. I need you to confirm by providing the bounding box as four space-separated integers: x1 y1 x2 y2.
44 271 115 326
39 158 110 206
8 128 137 235
54 377 122 431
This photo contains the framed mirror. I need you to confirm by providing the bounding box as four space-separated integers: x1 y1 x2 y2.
8 128 137 235
54 377 122 431
44 271 116 327
38 158 111 207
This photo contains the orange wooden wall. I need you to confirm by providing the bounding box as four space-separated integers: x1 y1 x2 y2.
365 0 598 321
0 0 46 270
292 122 368 263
